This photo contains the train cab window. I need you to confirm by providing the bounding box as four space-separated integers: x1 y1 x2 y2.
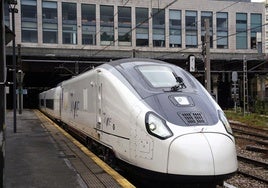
137 65 184 89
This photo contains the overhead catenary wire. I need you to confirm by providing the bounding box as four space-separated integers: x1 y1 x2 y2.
91 0 131 46
154 0 264 59
134 0 241 53
82 0 263 59
156 19 265 60
90 0 178 57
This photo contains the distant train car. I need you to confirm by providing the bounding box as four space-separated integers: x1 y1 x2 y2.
39 58 237 186
39 86 61 120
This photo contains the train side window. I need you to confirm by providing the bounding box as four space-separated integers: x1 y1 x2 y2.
46 99 54 110
63 92 69 110
83 88 88 110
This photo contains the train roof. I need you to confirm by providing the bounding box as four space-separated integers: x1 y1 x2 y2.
104 58 198 94
105 58 171 68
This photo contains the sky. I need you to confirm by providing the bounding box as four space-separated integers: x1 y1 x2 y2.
251 0 264 2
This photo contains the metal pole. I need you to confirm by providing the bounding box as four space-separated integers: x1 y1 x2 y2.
243 55 248 116
204 19 211 93
234 83 237 112
75 61 79 75
0 0 6 186
17 71 23 114
11 4 16 133
243 56 246 116
17 44 22 114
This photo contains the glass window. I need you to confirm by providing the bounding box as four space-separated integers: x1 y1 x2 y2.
236 13 247 49
100 5 114 46
83 89 88 110
152 8 165 47
138 66 177 87
118 6 131 46
81 4 96 45
21 0 37 43
216 12 228 49
40 99 44 106
250 13 262 49
62 2 77 44
42 1 58 43
136 7 149 46
43 1 57 19
201 11 213 48
185 11 197 48
169 10 181 48
45 99 54 110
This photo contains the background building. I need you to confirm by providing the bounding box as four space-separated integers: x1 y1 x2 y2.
4 0 267 109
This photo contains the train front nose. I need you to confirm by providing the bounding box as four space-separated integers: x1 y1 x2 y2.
167 133 237 175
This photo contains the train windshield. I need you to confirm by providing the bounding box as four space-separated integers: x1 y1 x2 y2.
137 65 185 89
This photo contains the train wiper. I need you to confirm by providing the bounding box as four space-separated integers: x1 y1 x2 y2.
170 74 186 92
170 83 185 91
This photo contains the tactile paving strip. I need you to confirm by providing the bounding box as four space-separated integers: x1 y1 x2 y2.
35 110 134 188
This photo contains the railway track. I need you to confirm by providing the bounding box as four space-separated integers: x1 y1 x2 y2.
237 155 268 184
234 134 268 147
226 122 268 188
231 122 268 140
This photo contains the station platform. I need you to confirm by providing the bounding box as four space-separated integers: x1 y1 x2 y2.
4 109 134 188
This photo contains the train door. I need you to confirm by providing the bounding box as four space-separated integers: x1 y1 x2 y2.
96 70 103 132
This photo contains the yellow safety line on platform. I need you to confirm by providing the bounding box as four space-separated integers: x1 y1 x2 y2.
34 110 135 188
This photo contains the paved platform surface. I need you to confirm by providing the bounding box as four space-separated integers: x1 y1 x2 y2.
4 109 133 188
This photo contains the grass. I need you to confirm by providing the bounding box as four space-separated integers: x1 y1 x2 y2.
225 110 268 128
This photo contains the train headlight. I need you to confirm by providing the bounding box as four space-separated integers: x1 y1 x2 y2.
145 112 173 139
218 110 233 135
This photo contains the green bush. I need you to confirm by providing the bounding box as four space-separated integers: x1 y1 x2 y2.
253 100 268 115
225 110 268 128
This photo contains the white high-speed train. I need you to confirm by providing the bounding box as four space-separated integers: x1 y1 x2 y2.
39 58 237 186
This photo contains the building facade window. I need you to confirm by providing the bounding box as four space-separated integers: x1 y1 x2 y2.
216 12 228 49
169 10 181 48
62 2 77 44
21 0 37 43
42 1 58 44
185 10 197 48
136 7 149 46
118 6 131 46
100 5 114 46
250 13 262 49
152 8 165 47
201 11 213 48
236 13 247 49
81 4 96 45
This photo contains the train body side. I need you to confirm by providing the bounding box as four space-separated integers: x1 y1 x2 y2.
59 66 143 162
39 58 237 185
